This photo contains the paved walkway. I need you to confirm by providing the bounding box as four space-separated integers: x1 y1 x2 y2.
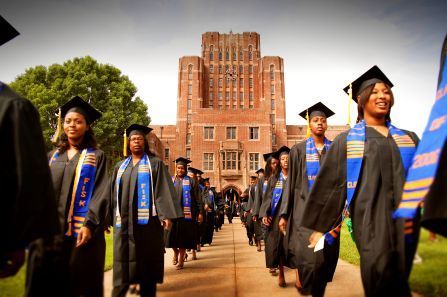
104 217 364 296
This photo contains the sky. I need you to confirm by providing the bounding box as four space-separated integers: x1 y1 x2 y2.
1 0 446 136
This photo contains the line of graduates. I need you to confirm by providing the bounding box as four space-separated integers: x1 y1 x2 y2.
3 17 447 297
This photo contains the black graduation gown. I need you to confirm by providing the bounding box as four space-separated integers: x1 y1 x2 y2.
48 149 109 297
215 191 225 228
165 176 201 249
259 174 287 268
301 127 419 297
279 141 339 295
248 184 263 241
110 156 181 289
201 187 216 245
0 83 59 256
225 198 234 222
421 142 447 236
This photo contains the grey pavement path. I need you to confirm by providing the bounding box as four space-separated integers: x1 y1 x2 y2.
104 217 365 297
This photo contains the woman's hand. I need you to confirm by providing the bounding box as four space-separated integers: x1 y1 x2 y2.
278 217 287 235
162 219 172 230
262 216 272 227
308 231 324 248
76 227 92 247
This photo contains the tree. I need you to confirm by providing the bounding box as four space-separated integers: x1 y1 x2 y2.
9 56 150 166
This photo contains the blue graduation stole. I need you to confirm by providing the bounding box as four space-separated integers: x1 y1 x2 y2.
50 148 97 237
208 189 214 205
324 120 416 245
115 154 154 228
262 180 268 195
174 176 192 221
394 39 447 220
306 136 332 191
270 172 286 217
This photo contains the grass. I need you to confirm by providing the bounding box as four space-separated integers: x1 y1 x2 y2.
339 225 447 297
0 232 114 297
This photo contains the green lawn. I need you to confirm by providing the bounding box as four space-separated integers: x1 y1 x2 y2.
0 232 113 297
339 225 447 297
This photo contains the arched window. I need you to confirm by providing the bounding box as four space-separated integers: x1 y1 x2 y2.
219 50 223 61
225 48 229 61
248 45 253 61
232 47 236 60
270 65 274 80
239 49 243 60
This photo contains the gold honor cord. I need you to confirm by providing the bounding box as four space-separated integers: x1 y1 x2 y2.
306 109 311 138
51 108 62 144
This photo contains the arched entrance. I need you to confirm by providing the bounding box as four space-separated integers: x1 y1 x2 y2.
222 185 241 204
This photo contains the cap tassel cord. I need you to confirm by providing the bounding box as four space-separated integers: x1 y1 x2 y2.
51 108 62 144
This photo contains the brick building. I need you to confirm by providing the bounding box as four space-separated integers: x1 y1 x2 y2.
151 31 347 199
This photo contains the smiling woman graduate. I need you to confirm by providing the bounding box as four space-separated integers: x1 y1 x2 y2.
301 66 420 297
48 96 109 297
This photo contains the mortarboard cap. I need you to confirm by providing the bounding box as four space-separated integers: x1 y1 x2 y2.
263 152 276 162
255 168 264 174
299 102 335 120
60 96 102 124
126 124 153 136
0 15 20 46
250 175 258 179
343 65 394 102
174 157 191 166
202 177 210 183
187 167 199 174
272 146 290 160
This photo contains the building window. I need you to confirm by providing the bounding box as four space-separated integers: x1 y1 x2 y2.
270 65 275 80
187 114 192 123
210 65 214 73
226 127 236 140
203 153 214 171
249 65 253 74
270 114 275 124
219 51 222 61
218 78 222 87
164 148 170 159
209 91 213 100
187 99 192 110
249 92 253 100
232 91 236 100
232 48 236 60
239 50 243 60
239 65 243 74
210 45 214 60
219 65 222 74
272 134 276 145
249 45 253 61
271 99 275 110
188 65 193 80
249 153 260 171
271 84 275 95
186 133 191 145
249 127 259 140
186 148 191 159
188 84 192 95
221 151 237 170
218 91 222 100
225 65 229 72
225 91 229 101
226 49 229 61
239 92 244 101
249 78 253 87
226 76 230 84
239 78 243 87
209 78 213 88
204 127 214 140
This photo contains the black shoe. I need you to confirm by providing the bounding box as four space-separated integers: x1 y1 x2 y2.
249 240 254 246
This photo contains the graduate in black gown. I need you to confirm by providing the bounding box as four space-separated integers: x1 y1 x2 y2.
48 96 109 297
260 146 290 288
201 178 216 246
187 167 205 255
243 176 257 246
110 124 181 297
0 16 59 286
251 168 265 252
225 189 235 223
213 187 225 231
302 66 419 297
166 158 203 269
278 102 339 296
